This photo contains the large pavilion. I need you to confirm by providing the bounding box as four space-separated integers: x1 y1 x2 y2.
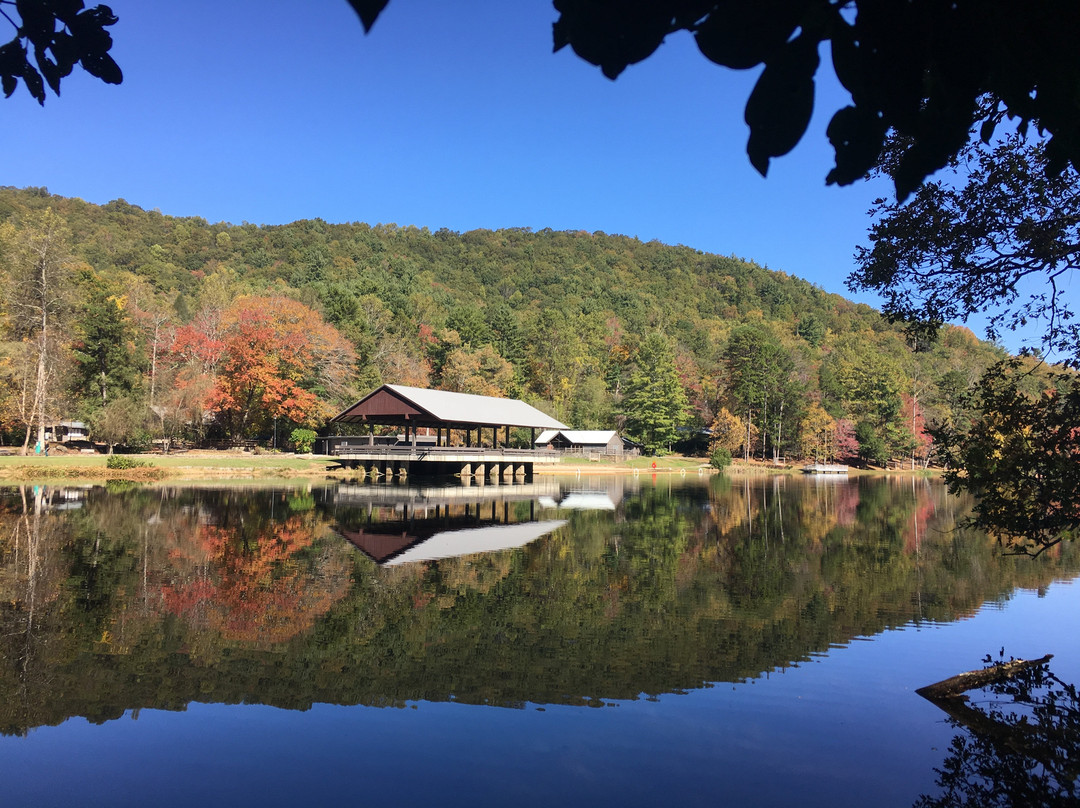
324 384 569 480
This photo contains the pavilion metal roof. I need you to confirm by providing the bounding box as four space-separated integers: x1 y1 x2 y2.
331 384 569 430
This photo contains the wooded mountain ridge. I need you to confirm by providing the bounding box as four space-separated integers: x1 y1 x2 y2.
0 186 1010 462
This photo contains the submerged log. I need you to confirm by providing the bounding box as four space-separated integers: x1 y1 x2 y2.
916 654 1054 700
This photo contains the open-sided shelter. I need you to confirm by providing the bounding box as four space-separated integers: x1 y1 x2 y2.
329 384 568 449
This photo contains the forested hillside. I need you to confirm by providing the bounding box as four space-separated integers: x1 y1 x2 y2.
0 186 1008 462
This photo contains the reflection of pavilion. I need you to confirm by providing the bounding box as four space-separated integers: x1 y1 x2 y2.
329 483 567 566
340 521 567 566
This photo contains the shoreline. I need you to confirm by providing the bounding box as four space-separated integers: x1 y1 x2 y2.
0 451 940 483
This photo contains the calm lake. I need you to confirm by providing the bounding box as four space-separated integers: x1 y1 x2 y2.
1 474 1077 807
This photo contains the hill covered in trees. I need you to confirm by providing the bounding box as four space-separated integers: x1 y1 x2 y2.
0 186 1008 462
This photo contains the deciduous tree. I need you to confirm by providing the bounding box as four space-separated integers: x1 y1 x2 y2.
851 135 1080 361
355 1 1080 199
0 209 73 454
168 295 357 439
933 361 1080 555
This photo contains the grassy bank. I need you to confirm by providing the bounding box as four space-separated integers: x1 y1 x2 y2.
0 451 339 482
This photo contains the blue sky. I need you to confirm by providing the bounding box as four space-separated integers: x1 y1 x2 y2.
5 2 918 327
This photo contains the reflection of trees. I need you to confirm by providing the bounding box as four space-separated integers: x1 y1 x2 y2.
915 658 1080 808
161 517 351 645
0 485 353 732
1 478 1079 734
0 487 69 736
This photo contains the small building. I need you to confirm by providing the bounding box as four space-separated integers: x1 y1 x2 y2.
534 429 624 457
44 421 89 443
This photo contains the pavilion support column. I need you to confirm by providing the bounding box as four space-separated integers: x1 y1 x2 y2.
474 463 485 479
460 463 471 477
515 463 526 478
505 425 510 448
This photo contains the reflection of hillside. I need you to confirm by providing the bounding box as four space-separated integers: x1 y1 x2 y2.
0 478 1078 735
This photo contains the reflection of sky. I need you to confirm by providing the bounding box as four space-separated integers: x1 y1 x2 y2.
4 582 1076 808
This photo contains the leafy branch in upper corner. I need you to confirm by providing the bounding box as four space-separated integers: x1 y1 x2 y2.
850 133 1080 364
353 0 1080 200
0 0 121 104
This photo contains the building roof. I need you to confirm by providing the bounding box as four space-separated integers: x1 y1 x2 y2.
332 384 568 430
380 521 568 566
534 429 619 446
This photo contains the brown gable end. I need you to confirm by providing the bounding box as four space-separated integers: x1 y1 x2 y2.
334 387 427 423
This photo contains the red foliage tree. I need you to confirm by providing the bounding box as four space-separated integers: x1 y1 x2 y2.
168 295 356 438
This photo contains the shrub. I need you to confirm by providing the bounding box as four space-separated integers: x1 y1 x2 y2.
290 428 318 453
106 455 147 470
709 447 733 470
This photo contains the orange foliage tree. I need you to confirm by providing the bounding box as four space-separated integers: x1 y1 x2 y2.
169 295 356 438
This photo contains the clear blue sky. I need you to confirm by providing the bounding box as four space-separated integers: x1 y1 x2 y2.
3 2 930 331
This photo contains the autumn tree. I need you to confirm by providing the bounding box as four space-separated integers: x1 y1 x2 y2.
708 407 745 457
440 344 514 397
0 209 73 454
798 401 836 463
900 394 932 469
933 361 1080 555
169 295 357 439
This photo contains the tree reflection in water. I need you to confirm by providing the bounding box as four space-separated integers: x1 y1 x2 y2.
1 476 1080 739
916 656 1080 808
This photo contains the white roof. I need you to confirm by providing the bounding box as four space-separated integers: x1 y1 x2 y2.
534 429 618 446
561 430 618 445
553 492 617 510
384 384 568 429
383 520 567 566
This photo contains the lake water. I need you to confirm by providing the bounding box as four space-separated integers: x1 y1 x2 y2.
1 474 1077 807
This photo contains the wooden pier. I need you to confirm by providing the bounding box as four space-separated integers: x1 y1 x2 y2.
330 445 560 480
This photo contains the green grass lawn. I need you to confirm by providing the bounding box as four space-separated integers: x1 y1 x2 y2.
0 452 338 477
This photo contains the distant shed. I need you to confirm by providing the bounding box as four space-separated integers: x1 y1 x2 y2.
534 429 624 456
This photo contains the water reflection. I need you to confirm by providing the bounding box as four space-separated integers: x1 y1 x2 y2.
0 475 1077 737
330 482 568 565
914 655 1080 807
